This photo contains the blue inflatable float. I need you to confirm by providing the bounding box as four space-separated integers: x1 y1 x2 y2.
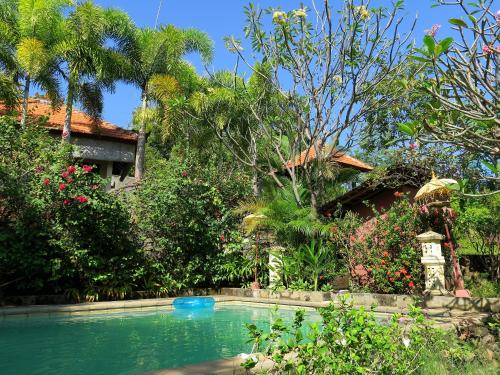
171 297 215 320
172 296 215 310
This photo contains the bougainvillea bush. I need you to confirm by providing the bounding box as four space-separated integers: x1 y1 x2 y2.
0 116 139 298
330 193 426 294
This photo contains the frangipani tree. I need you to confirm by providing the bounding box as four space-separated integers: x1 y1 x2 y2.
224 0 415 214
0 0 71 126
405 0 499 195
127 26 213 181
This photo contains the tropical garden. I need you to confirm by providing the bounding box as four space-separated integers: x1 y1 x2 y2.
0 0 498 373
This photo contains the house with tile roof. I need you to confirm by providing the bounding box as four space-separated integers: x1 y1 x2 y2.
0 98 137 191
285 143 373 172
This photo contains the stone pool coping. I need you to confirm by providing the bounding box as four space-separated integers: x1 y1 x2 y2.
1 289 497 317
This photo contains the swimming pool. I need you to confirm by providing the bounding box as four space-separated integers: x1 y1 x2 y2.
0 303 318 374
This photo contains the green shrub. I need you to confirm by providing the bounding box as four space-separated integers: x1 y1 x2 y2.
465 274 500 298
243 295 498 374
131 149 251 293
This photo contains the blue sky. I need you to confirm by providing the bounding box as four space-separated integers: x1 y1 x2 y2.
91 0 460 129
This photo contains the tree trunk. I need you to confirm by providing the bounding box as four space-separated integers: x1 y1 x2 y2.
252 170 260 197
134 92 148 181
62 79 75 143
20 75 30 127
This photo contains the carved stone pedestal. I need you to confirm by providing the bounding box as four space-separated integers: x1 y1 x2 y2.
417 231 446 295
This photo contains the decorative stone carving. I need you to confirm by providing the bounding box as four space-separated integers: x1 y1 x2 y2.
268 247 284 288
416 231 446 295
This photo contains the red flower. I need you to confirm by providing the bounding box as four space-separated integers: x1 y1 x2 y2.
395 271 401 277
408 281 415 288
63 199 71 205
59 183 66 191
67 165 76 174
61 171 70 178
400 268 408 275
66 177 74 183
181 170 188 177
405 275 411 280
75 195 88 204
219 234 225 242
43 178 50 186
389 277 394 282
387 271 391 276
367 267 373 272
381 260 386 265
393 191 404 198
382 251 390 257
330 226 337 233
82 165 93 173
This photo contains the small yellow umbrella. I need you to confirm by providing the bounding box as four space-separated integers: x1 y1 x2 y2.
242 214 267 234
414 172 457 202
242 214 267 289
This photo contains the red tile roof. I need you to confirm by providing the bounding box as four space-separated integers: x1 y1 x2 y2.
285 144 373 172
0 99 137 142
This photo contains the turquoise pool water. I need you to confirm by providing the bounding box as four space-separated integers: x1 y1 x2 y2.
0 304 318 375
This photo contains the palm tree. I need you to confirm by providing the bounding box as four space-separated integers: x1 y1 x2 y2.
56 1 135 142
127 26 213 181
0 0 70 126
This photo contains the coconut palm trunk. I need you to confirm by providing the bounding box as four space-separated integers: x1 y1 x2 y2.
20 75 30 127
62 77 75 143
134 92 148 180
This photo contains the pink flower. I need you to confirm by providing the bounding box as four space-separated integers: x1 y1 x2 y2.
181 170 188 177
419 205 429 214
425 24 441 37
75 195 88 204
66 177 74 184
409 143 417 150
393 191 404 198
67 165 76 174
482 44 498 55
62 130 69 139
63 199 71 205
43 178 50 186
389 277 395 282
61 171 70 178
82 165 93 173
59 183 66 191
